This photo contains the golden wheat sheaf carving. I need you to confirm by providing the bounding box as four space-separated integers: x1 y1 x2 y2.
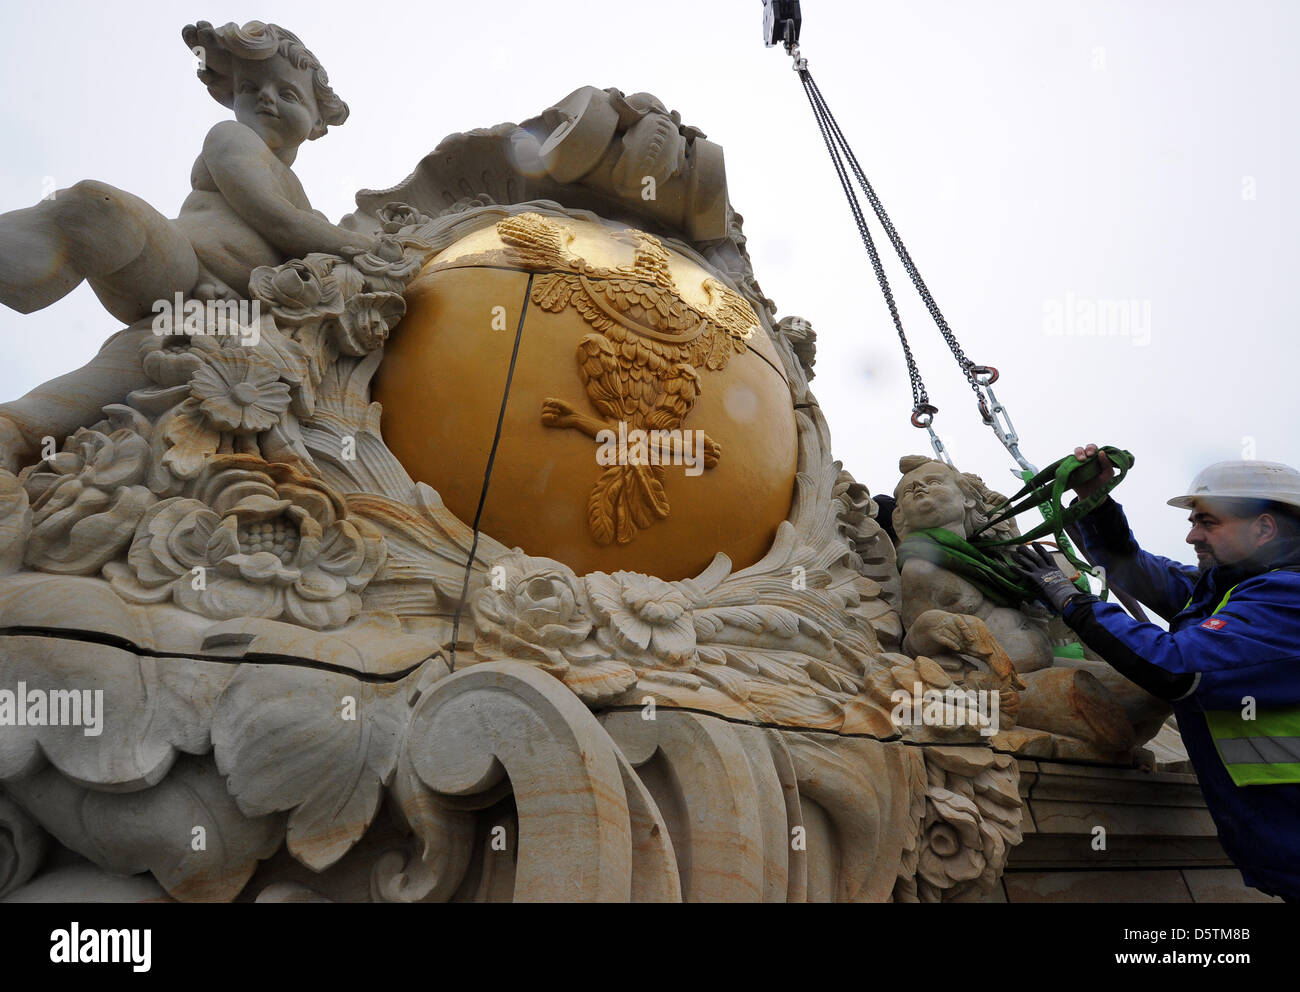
494 213 758 547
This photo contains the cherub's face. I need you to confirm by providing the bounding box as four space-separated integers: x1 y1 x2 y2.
896 464 971 535
232 55 320 153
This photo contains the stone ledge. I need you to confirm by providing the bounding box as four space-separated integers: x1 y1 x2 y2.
983 868 1282 903
1005 758 1279 902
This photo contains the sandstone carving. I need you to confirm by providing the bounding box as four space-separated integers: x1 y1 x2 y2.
0 21 376 473
892 455 1170 762
9 18 1209 904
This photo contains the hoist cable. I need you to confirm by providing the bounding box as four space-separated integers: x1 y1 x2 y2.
801 71 987 406
778 26 1150 620
797 69 930 419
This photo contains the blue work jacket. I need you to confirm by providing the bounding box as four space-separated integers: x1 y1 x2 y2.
1064 497 1300 901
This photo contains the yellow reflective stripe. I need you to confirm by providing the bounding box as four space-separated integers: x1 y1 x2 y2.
1206 708 1300 786
1188 570 1296 785
1205 708 1300 739
1220 762 1300 786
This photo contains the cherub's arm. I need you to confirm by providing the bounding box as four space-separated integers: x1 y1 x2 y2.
202 122 371 258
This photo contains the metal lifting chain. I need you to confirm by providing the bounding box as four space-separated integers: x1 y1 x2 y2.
802 71 988 409
769 9 1148 620
781 25 1002 466
794 67 933 424
796 58 1039 476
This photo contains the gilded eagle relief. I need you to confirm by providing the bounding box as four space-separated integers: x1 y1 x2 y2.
490 213 758 547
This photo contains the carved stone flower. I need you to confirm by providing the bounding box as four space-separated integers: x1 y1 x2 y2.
140 334 204 388
913 749 1022 901
586 571 698 669
150 328 318 484
249 257 344 326
347 235 427 284
333 292 405 356
21 426 155 576
439 195 494 218
473 551 635 704
514 572 586 642
106 456 385 629
917 787 989 894
375 202 431 234
190 350 292 434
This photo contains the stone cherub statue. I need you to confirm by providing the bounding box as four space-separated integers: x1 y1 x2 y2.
0 20 376 472
891 454 1147 761
893 455 1055 674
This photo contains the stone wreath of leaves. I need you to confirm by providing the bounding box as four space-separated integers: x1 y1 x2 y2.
0 196 978 745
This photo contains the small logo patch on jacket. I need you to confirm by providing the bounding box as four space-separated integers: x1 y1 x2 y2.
1200 617 1228 630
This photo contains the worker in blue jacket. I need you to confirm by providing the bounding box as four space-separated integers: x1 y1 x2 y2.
1006 446 1300 902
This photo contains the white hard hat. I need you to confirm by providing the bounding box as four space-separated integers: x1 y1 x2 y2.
1167 460 1300 512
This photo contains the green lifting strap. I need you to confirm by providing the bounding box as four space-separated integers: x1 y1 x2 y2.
896 447 1134 608
972 446 1135 549
896 527 1029 608
1015 466 1100 599
1015 466 1088 574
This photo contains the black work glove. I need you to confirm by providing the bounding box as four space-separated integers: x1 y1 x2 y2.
1003 544 1090 615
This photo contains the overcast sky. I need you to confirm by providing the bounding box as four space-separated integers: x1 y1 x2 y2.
1 0 1296 580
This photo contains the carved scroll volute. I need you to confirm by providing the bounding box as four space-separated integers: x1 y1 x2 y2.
783 733 917 903
405 660 634 902
602 710 773 902
603 710 923 903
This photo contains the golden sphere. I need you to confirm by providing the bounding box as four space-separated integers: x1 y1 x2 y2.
373 214 797 580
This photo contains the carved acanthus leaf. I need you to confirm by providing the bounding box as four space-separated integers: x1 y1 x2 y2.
211 661 419 872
